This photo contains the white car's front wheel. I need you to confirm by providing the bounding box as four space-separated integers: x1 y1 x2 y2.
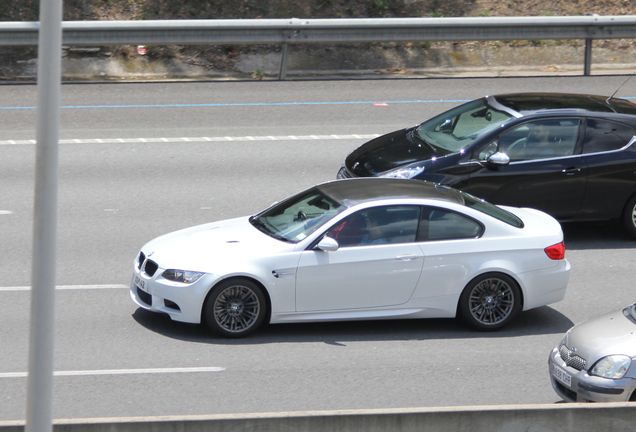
204 278 267 338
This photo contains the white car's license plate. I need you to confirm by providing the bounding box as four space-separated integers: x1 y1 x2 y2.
552 364 572 387
134 275 148 293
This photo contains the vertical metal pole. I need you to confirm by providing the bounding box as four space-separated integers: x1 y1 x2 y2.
279 43 289 81
25 0 63 432
584 38 592 76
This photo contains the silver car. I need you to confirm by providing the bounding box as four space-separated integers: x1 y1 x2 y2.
549 303 636 402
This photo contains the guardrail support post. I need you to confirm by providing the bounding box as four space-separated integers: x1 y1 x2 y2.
278 43 289 80
584 39 592 76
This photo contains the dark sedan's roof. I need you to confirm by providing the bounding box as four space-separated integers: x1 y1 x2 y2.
492 93 636 116
317 178 465 207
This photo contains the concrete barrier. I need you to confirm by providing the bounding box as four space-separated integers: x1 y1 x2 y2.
2 403 636 432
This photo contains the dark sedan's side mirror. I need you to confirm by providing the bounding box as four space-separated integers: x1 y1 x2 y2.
487 152 511 166
315 236 339 252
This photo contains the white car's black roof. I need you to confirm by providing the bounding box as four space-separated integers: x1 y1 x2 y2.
316 178 466 207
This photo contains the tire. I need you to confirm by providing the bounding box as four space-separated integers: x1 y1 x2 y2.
203 278 267 338
458 273 521 331
622 194 636 239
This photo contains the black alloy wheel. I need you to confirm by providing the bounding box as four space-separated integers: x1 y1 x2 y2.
204 278 267 338
459 273 521 331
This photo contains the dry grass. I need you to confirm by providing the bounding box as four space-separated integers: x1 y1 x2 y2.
3 0 636 22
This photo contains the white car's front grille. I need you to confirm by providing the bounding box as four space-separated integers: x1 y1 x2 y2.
137 252 159 277
143 260 158 277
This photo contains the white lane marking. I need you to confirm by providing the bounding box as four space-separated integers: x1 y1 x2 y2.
0 210 13 215
0 284 129 292
0 134 379 146
0 367 225 379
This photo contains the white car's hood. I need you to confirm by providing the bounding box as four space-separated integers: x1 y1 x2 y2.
140 216 293 271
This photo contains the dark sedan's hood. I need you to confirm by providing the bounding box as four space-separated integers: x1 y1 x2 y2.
345 128 438 176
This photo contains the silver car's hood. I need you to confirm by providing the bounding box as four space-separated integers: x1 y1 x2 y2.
563 308 636 364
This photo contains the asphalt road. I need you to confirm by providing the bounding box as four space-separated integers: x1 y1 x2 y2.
1 76 635 421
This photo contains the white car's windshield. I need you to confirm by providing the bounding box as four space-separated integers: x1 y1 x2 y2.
250 189 345 243
415 99 514 153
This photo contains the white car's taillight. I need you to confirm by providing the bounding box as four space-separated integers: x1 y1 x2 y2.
544 241 565 260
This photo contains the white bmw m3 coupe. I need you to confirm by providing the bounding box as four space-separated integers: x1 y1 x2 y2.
131 178 570 337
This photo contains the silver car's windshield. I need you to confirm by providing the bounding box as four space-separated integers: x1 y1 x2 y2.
415 99 514 153
250 189 345 243
624 303 636 322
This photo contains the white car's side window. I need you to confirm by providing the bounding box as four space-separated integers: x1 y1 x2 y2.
418 207 483 241
327 206 420 247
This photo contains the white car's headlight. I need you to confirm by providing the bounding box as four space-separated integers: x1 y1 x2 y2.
379 165 424 179
589 355 632 379
162 269 205 284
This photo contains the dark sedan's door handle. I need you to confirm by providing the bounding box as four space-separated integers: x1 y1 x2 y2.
562 167 582 175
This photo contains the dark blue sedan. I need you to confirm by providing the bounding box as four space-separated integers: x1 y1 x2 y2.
338 93 636 238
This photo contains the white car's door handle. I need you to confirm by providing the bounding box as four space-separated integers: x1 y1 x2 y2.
396 254 420 261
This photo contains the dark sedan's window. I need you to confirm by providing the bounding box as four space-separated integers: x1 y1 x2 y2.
582 119 635 154
497 119 580 161
417 207 483 241
327 206 420 247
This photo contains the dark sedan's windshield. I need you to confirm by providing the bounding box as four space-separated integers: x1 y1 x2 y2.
250 189 345 243
415 99 514 153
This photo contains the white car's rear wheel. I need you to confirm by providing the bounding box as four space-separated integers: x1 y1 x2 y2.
459 273 521 331
204 278 267 338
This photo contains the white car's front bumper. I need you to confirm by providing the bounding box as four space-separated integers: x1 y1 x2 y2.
130 265 217 324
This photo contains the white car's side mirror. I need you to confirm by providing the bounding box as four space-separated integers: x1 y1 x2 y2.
315 236 339 252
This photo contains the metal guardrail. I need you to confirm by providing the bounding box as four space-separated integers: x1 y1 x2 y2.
1 16 635 78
